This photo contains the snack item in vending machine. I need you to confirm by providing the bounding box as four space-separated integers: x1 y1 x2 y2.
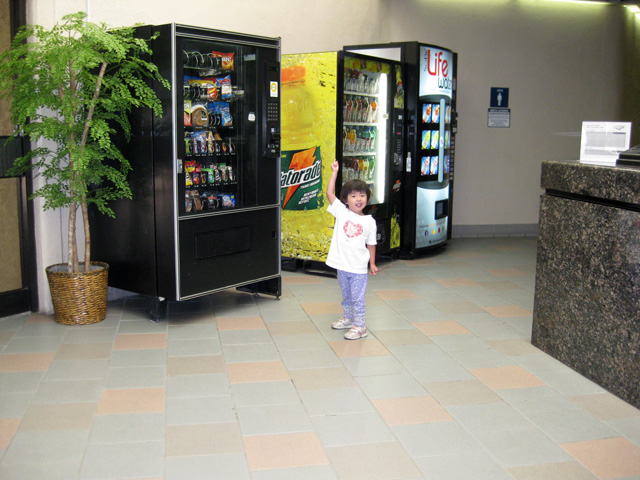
217 75 233 100
213 165 222 185
211 51 235 71
219 163 228 183
184 134 192 155
206 192 220 209
221 194 236 208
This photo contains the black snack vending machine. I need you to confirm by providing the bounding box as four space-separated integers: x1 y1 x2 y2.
91 24 282 318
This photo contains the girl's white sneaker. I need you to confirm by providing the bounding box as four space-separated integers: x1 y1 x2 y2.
331 317 354 329
344 326 368 340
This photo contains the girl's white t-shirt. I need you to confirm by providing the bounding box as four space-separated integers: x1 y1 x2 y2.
326 199 377 274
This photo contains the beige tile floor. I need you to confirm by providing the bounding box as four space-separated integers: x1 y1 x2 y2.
1 237 639 479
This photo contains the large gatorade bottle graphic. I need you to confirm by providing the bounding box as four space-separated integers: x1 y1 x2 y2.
281 65 322 210
280 54 337 261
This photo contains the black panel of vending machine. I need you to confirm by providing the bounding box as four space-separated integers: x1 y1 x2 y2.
91 24 282 319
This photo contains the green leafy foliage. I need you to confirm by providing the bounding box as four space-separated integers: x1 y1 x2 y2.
0 12 170 272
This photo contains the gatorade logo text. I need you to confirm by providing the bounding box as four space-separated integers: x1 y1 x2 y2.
281 162 321 189
280 146 322 210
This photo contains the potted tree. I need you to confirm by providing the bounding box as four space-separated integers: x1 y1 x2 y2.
0 12 170 325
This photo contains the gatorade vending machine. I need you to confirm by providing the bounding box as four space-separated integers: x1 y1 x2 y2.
91 24 282 318
280 51 403 266
346 42 457 258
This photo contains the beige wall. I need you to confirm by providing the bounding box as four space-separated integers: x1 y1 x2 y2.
26 0 630 312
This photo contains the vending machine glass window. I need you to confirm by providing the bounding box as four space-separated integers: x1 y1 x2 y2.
180 38 260 215
341 56 391 206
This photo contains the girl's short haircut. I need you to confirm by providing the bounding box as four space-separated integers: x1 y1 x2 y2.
339 179 371 204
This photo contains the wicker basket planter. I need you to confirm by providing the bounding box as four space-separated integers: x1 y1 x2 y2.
45 262 109 325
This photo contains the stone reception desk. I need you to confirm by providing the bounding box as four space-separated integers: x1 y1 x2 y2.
532 159 640 409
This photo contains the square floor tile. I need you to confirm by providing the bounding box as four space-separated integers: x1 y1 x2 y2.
528 408 619 443
244 432 329 470
166 395 235 425
432 301 485 314
372 396 453 425
280 349 343 370
413 320 471 336
328 338 390 357
231 381 299 407
166 354 225 376
89 412 164 444
0 353 56 372
166 373 229 398
393 422 483 458
341 355 407 377
474 426 573 468
55 343 113 360
80 441 164 479
435 278 480 288
507 461 598 480
19 402 96 431
301 302 343 315
570 392 640 421
372 329 432 346
227 361 289 384
216 316 266 331
237 403 313 436
289 367 357 391
165 453 250 480
166 422 244 456
326 441 421 480
2 430 89 465
415 450 514 480
0 418 20 448
300 387 373 417
312 411 395 447
97 387 166 414
113 333 167 350
561 437 640 479
425 379 502 406
471 366 546 390
373 289 421 300
562 438 640 479
266 321 318 336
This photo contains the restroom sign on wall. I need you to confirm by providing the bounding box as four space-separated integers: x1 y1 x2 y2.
490 87 509 108
488 87 510 128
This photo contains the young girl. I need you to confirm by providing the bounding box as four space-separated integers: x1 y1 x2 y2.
326 160 378 340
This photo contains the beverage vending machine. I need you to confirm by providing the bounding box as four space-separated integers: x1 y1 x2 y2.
346 42 458 258
91 24 282 318
280 51 404 267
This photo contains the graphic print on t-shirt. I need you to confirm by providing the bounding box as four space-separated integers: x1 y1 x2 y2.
343 220 364 238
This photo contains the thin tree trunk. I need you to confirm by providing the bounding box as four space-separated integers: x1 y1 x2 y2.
82 195 90 272
68 201 79 272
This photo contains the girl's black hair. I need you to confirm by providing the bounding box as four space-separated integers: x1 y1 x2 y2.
339 179 371 204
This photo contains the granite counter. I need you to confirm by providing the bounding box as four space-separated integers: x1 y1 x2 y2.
532 160 640 409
